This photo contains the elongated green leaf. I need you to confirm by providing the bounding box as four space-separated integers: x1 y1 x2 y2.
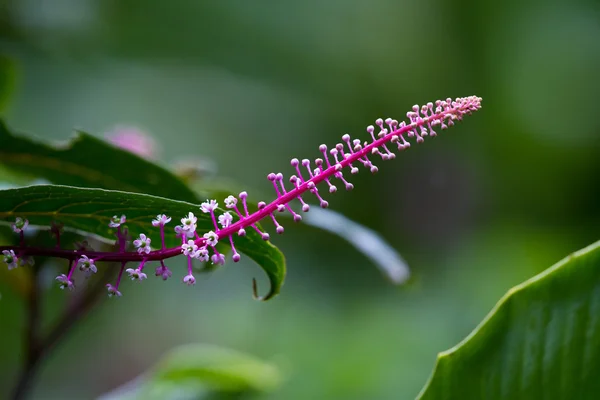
0 185 285 300
98 344 282 400
418 240 600 400
0 120 199 202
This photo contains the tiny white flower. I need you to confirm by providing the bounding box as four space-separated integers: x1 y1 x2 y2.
224 195 237 209
133 234 151 254
77 255 97 275
109 215 126 228
183 274 196 286
181 240 198 256
152 214 172 227
106 284 122 297
203 231 219 247
194 247 209 262
211 253 226 265
56 274 74 290
126 268 148 281
218 212 233 228
11 217 29 233
181 212 198 233
2 250 18 270
200 199 219 213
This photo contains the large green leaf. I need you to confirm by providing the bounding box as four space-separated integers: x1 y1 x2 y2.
99 344 282 400
0 185 285 300
0 120 199 202
418 240 600 400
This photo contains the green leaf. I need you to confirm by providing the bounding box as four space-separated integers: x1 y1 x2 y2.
0 120 199 202
418 239 600 400
98 344 282 400
151 344 281 392
0 185 285 300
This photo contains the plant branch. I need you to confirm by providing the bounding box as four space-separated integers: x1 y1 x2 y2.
0 98 479 265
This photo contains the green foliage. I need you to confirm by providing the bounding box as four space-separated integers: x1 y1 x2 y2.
0 56 15 114
0 120 198 202
418 240 600 400
99 344 281 400
0 185 285 299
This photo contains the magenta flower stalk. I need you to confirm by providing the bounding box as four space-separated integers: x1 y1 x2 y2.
0 96 482 297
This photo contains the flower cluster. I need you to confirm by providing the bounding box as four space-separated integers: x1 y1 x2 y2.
0 96 482 298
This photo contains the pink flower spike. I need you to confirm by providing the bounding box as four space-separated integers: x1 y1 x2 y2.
11 217 29 234
2 250 18 270
109 215 126 228
0 95 482 300
133 234 151 254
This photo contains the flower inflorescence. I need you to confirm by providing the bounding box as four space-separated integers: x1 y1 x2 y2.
1 96 482 297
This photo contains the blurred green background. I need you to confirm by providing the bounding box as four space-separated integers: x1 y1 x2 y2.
1 0 600 399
